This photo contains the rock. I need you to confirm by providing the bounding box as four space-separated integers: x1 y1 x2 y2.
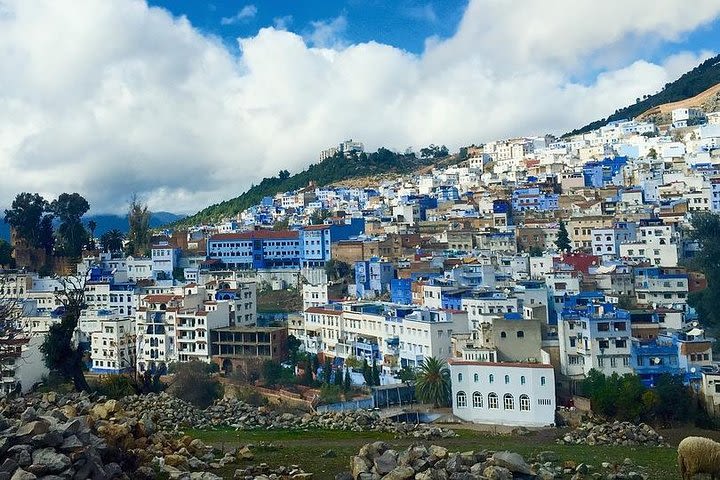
15 420 50 440
537 451 558 463
482 466 512 480
29 448 71 474
428 445 448 460
237 446 254 460
374 450 398 475
383 466 415 480
492 451 534 475
351 456 371 479
10 469 36 480
320 450 336 458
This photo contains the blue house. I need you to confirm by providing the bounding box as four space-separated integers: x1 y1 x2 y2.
355 257 395 299
631 339 682 388
583 156 628 187
437 186 460 202
390 278 413 305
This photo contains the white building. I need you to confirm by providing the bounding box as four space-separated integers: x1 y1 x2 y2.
89 315 136 374
449 360 556 427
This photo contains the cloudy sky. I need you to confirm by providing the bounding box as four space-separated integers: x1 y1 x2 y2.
1 0 719 216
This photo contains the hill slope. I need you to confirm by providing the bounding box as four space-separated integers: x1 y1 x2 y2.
172 148 441 228
636 82 720 120
565 54 720 137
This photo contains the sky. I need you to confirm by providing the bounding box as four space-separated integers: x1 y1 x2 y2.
1 0 720 216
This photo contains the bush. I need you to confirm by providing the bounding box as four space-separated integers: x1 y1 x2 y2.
319 384 342 405
91 375 138 399
169 361 224 408
234 386 269 407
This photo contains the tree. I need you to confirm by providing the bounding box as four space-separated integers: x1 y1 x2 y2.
100 229 125 253
334 367 344 386
87 220 97 250
687 213 720 331
556 220 571 252
325 259 352 282
127 196 151 256
648 147 658 160
361 358 371 385
0 240 13 268
372 359 381 386
323 357 332 384
397 365 416 383
4 193 52 249
415 357 451 407
528 246 544 257
287 334 301 365
40 276 90 391
51 193 90 258
169 361 223 408
343 368 352 392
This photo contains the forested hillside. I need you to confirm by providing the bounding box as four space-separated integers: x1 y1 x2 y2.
172 148 445 228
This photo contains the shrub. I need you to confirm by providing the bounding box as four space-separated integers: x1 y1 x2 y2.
319 384 342 405
169 361 224 408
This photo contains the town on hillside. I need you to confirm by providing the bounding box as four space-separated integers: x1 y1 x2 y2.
3 109 720 478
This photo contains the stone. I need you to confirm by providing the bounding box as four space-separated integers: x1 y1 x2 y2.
351 456 371 479
537 451 558 463
482 466 512 480
492 451 534 475
384 466 415 480
10 469 36 480
237 446 254 460
428 446 448 460
15 421 50 439
30 448 71 473
320 450 336 458
374 450 398 475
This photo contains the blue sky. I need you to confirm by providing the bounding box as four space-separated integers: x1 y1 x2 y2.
148 1 468 54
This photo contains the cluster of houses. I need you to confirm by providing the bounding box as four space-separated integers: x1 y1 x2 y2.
3 107 720 427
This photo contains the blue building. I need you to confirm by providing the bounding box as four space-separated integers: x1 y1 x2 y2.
582 156 628 187
300 218 365 268
207 230 301 269
631 339 682 388
390 278 413 305
437 186 460 203
511 187 559 212
355 257 395 299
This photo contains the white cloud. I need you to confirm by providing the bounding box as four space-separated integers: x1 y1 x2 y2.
404 4 438 24
304 15 347 49
0 0 718 215
273 15 293 30
220 4 257 25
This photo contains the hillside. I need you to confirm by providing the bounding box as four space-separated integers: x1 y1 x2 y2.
171 148 443 228
565 54 720 137
636 82 720 121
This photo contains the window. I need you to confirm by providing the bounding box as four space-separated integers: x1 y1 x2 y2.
488 392 499 409
500 331 507 339
456 391 467 408
517 331 524 338
520 375 526 385
504 374 510 384
540 376 546 386
472 392 483 408
489 374 494 383
458 373 463 382
503 393 515 410
520 395 530 411
473 373 479 383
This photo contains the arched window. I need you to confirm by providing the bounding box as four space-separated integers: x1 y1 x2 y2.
504 374 510 384
504 393 515 410
520 375 526 385
489 374 494 383
488 392 499 409
473 373 479 382
517 331 524 338
500 331 507 338
458 372 463 382
473 391 483 408
456 391 467 408
541 376 546 386
520 395 530 411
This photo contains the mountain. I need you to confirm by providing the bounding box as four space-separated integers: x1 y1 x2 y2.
565 54 720 137
172 148 452 228
0 212 184 241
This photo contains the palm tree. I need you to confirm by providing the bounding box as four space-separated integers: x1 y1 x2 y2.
100 229 125 253
415 357 451 407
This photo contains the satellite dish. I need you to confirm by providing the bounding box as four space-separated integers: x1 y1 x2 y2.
691 367 697 373
653 357 661 365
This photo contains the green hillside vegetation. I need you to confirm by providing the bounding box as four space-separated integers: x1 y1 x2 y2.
565 54 720 137
172 148 445 228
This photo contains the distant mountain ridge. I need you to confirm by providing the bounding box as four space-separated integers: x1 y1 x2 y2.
565 54 720 137
0 212 184 241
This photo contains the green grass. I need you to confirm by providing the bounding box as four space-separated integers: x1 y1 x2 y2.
184 427 680 480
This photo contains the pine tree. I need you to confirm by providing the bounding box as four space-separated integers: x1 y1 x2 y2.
362 359 371 385
334 368 344 386
323 358 332 384
372 359 381 386
556 220 571 252
343 368 352 392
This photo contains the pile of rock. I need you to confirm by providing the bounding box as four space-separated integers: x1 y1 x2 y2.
348 442 651 480
122 394 456 439
233 463 312 480
557 420 667 447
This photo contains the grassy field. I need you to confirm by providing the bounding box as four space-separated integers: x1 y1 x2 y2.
185 427 680 480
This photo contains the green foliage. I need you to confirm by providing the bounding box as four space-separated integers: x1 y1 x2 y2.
0 239 13 268
261 360 295 386
319 384 342 405
686 213 720 332
51 193 90 258
323 357 332 384
415 357 451 407
344 356 362 369
582 370 695 424
169 361 224 408
4 192 54 252
566 54 720 136
556 220 571 252
287 335 301 365
397 365 416 383
325 259 352 282
334 367 344 386
528 246 544 257
309 209 331 225
100 229 125 253
234 386 269 407
171 148 433 228
91 375 138 399
419 144 449 159
127 196 151 256
371 359 380 386
343 368 352 392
